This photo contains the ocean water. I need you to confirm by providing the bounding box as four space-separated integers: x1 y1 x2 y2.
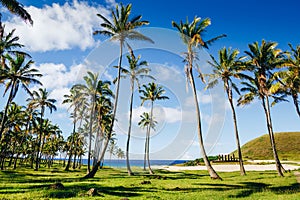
80 159 188 168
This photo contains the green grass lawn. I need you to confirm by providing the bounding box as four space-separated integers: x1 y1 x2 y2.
0 165 299 200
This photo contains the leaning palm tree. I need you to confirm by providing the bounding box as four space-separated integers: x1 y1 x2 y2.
172 17 225 179
0 53 41 141
121 51 153 175
85 3 153 178
27 88 57 171
239 40 287 177
139 82 168 174
138 112 157 171
206 47 246 175
0 0 33 25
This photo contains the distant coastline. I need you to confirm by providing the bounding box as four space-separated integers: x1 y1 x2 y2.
60 159 190 168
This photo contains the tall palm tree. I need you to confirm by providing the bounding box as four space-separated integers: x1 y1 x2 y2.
0 53 41 141
0 0 33 25
206 47 246 175
86 3 152 178
139 82 168 174
138 112 157 171
172 17 225 179
238 40 287 177
121 51 153 175
27 88 56 171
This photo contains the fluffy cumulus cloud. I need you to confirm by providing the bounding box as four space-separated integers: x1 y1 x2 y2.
5 0 113 52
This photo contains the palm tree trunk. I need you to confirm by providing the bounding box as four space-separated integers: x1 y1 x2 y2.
126 81 134 175
35 108 44 171
0 82 16 141
84 137 110 178
226 83 246 176
262 96 284 176
72 153 77 169
65 153 72 171
188 68 221 179
87 99 95 174
143 138 147 171
147 101 154 175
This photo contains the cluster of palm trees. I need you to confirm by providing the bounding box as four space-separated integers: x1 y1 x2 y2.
0 2 65 171
0 22 65 170
172 15 300 178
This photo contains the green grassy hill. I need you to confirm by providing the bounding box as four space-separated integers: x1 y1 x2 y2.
231 132 300 161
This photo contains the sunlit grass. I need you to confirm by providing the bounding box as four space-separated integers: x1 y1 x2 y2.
0 164 299 199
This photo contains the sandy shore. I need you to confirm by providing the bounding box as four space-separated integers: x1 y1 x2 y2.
155 163 300 172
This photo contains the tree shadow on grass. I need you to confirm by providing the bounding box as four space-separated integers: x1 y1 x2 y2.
44 184 146 199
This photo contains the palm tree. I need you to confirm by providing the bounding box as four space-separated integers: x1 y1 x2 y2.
0 53 41 141
172 17 225 179
238 40 287 177
0 0 33 25
138 112 157 171
0 23 24 69
272 44 300 117
206 47 246 175
27 88 56 171
91 3 152 177
139 82 168 174
121 50 153 175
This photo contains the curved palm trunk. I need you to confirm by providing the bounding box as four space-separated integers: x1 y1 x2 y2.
84 136 110 178
146 101 154 174
262 96 284 176
225 83 246 176
84 40 124 178
0 85 15 167
228 92 246 176
126 80 134 175
187 46 221 179
189 71 221 179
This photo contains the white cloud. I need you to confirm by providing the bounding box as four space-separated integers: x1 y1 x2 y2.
33 62 88 90
30 62 89 109
153 64 183 82
5 0 112 52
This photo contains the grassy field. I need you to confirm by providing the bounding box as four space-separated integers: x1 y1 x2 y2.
0 165 299 200
231 132 300 161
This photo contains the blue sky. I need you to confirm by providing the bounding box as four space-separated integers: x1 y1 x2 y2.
1 0 300 160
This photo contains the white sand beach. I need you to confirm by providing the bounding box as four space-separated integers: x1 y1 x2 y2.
155 163 300 172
